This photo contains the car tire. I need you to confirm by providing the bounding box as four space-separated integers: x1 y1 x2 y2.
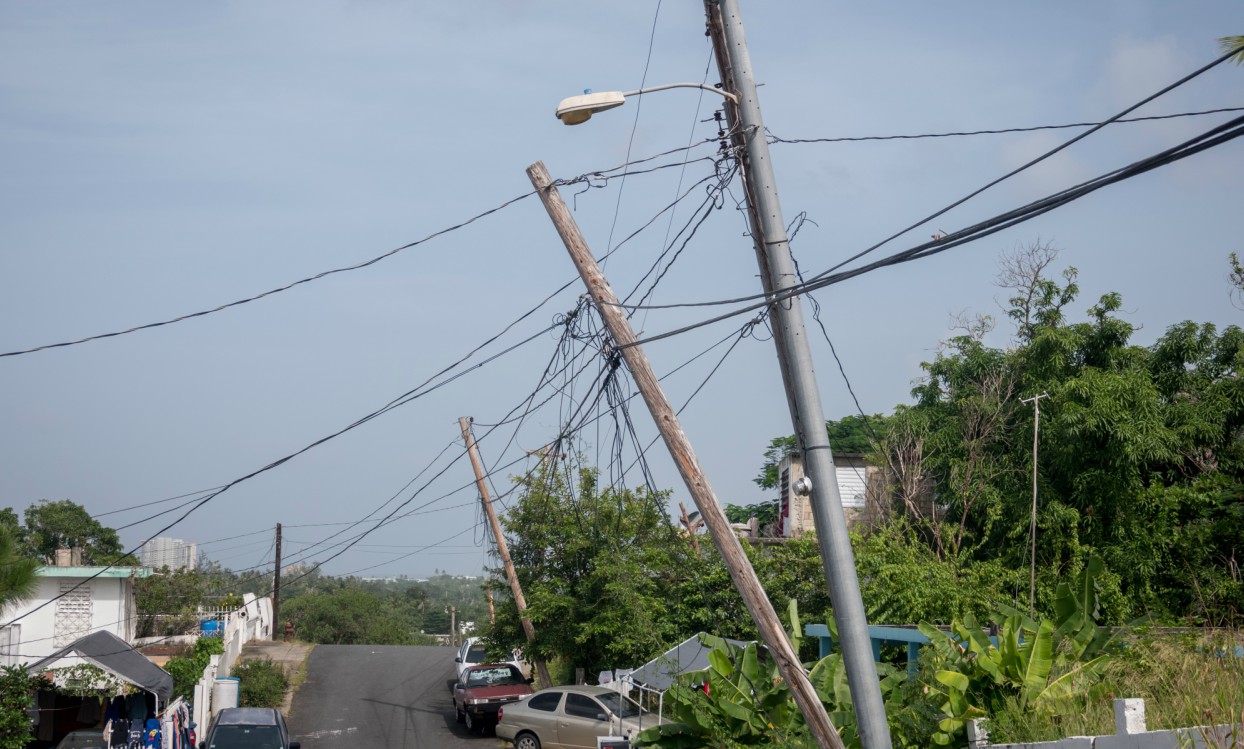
514 732 541 749
464 710 479 734
455 705 464 724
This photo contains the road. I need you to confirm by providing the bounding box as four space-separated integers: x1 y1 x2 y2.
288 644 496 749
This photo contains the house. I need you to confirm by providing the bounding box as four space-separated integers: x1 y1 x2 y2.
0 553 151 668
777 452 881 536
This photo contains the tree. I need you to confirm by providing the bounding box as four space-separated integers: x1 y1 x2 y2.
0 530 39 611
14 500 128 565
868 247 1244 623
1221 35 1244 64
488 463 696 678
135 567 210 637
0 666 49 749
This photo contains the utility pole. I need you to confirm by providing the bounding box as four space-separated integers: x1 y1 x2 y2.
487 589 496 625
272 523 282 639
459 416 554 688
528 161 846 749
702 2 891 746
1021 392 1050 617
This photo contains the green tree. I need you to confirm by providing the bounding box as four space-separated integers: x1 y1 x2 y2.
280 585 420 645
1221 35 1244 64
0 530 38 610
0 666 49 749
14 500 128 565
489 463 696 679
871 248 1244 623
135 567 210 637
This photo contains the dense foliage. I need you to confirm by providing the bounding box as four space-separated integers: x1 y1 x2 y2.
0 500 131 565
279 582 434 645
164 636 225 700
0 666 48 749
233 658 289 708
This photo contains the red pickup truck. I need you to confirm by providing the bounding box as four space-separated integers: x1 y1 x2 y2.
453 663 534 734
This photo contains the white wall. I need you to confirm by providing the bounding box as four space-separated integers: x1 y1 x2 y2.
0 572 139 668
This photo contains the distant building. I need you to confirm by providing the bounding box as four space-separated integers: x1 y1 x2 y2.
140 536 197 571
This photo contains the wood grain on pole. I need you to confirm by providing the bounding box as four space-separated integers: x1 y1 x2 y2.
527 160 844 749
460 416 554 688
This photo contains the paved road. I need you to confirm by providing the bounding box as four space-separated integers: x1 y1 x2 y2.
288 645 495 749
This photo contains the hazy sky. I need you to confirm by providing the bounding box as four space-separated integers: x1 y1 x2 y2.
2 1 1240 578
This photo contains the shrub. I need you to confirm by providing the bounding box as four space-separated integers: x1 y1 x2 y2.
233 659 288 709
164 636 225 699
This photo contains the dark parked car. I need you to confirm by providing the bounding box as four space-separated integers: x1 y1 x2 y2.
495 685 644 749
453 662 534 734
201 708 299 749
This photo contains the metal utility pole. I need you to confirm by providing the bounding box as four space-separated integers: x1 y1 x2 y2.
272 523 282 638
703 1 891 745
528 161 846 749
1021 392 1050 617
459 416 554 688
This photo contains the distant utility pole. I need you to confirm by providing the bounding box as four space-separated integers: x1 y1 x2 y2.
272 522 282 637
449 605 457 647
1021 392 1050 617
528 161 846 749
459 416 554 688
702 1 891 746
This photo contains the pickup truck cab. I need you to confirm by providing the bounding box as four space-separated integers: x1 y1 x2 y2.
453 663 533 734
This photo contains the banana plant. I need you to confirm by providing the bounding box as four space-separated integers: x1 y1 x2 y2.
917 557 1118 745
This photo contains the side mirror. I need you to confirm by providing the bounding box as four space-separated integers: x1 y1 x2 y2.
289 743 300 749
454 657 461 663
199 743 206 749
453 683 463 690
596 713 608 722
525 677 534 684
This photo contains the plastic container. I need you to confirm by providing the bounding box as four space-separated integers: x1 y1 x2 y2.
200 619 222 637
212 677 239 711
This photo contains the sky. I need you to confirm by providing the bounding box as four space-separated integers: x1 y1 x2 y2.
1 1 1240 579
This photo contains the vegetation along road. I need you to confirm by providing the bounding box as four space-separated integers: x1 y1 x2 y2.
289 645 484 749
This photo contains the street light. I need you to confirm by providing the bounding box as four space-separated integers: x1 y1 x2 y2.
554 82 738 125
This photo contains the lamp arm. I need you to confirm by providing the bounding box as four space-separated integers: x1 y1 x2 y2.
621 82 738 104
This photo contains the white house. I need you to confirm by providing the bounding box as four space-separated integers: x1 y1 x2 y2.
0 562 151 668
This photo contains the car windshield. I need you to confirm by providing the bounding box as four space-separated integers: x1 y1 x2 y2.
595 691 642 719
466 666 525 687
209 725 283 749
465 644 489 663
58 732 105 749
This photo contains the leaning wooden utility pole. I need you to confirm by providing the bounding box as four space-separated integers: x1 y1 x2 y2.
459 416 554 688
528 161 845 749
704 2 892 746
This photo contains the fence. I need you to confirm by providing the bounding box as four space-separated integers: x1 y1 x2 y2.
191 593 274 735
968 699 1239 749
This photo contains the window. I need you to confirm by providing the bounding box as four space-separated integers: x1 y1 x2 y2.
527 692 561 712
564 694 604 720
596 691 641 719
54 580 93 646
209 725 282 749
466 666 525 687
0 625 19 667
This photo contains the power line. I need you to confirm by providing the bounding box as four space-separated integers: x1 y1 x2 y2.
613 46 1244 317
768 106 1244 145
617 111 1244 348
0 190 536 358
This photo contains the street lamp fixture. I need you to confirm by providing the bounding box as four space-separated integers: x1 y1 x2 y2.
554 83 738 125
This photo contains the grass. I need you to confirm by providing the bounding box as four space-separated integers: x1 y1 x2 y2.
985 630 1244 746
